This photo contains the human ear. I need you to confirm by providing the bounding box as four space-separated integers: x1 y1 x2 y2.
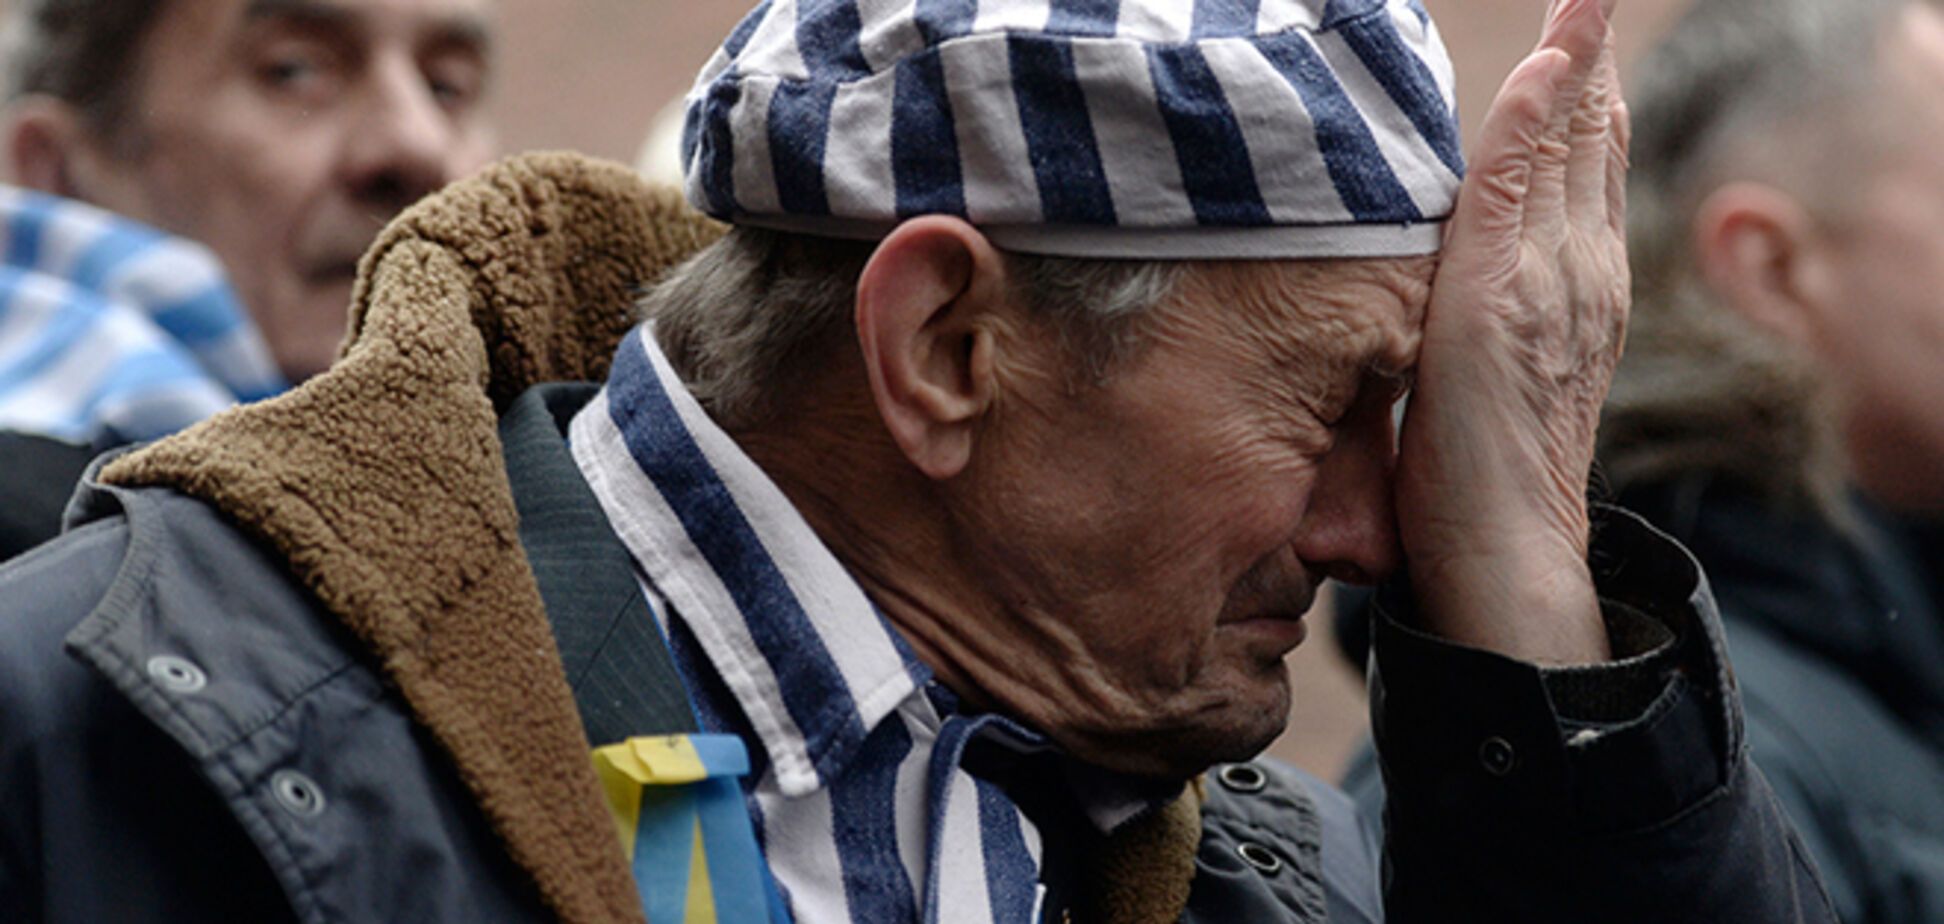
1 96 88 196
854 215 1010 481
1691 181 1831 350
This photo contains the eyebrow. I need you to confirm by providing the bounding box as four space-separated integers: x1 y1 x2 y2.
242 0 494 58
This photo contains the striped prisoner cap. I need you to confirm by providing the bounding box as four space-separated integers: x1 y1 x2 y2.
682 0 1464 259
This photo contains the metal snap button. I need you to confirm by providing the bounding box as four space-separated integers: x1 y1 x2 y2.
1478 736 1517 777
271 770 326 818
1236 841 1284 875
1216 762 1268 794
146 655 207 693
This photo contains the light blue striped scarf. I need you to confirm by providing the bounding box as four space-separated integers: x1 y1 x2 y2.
0 186 286 445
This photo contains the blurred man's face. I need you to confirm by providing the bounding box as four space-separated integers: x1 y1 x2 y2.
1813 4 1944 513
80 0 496 380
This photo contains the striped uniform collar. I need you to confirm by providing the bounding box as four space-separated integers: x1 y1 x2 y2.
569 324 930 797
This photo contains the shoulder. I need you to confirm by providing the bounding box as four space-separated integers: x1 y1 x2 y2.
0 514 132 733
1720 587 1937 809
0 432 99 560
1730 618 1944 822
0 482 300 744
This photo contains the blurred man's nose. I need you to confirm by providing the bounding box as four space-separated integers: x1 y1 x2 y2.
341 54 464 214
1291 400 1402 586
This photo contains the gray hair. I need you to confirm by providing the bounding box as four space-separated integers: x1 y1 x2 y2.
646 228 1183 430
1 0 170 146
1600 0 1923 517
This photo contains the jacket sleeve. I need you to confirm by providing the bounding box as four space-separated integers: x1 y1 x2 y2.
1368 506 1838 923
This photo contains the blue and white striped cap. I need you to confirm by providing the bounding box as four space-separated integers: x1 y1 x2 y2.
682 0 1463 259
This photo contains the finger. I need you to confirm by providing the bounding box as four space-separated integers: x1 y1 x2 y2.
1565 37 1620 227
1606 98 1631 235
1447 47 1573 249
1537 0 1610 78
1524 0 1611 234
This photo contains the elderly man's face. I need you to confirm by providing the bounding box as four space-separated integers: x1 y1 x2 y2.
78 0 496 381
1811 4 1944 513
960 257 1430 775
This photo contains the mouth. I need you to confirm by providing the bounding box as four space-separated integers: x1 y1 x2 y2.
302 260 362 289
1226 609 1310 649
320 259 361 278
1217 561 1319 653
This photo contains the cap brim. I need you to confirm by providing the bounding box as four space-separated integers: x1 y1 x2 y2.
734 213 1448 260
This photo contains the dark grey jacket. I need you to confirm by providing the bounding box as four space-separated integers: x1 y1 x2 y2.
0 385 1835 923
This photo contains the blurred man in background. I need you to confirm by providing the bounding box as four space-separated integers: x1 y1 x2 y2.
0 0 497 556
1596 0 1944 919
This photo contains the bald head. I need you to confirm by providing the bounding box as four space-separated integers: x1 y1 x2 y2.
1606 0 1944 516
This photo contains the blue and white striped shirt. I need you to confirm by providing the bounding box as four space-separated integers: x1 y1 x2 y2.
572 327 1169 923
0 186 286 444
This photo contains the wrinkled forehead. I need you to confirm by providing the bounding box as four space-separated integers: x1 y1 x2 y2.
1169 255 1434 372
153 0 494 55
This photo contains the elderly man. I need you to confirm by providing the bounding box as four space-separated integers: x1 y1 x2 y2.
0 0 1834 922
0 0 496 555
1597 0 1944 919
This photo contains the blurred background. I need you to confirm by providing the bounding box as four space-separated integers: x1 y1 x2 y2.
0 0 1694 778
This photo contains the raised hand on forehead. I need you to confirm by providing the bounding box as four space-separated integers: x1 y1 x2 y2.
1395 0 1631 663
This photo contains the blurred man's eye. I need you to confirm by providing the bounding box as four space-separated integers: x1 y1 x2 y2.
423 56 486 112
255 42 340 97
262 56 316 85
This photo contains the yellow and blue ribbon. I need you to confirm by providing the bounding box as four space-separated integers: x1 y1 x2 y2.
593 734 791 924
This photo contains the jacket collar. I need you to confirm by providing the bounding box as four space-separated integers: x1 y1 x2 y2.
568 325 930 798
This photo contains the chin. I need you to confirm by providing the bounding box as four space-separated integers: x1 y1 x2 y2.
1068 689 1292 780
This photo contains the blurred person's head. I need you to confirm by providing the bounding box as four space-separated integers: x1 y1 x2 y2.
0 0 498 381
1606 0 1944 517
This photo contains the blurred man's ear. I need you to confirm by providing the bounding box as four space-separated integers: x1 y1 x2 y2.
1691 181 1834 350
2 96 90 195
854 215 1011 481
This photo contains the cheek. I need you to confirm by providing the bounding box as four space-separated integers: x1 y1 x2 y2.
140 112 317 229
1113 453 1319 643
1825 234 1944 379
451 129 498 176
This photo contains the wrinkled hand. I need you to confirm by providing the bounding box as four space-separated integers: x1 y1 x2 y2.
1395 0 1630 663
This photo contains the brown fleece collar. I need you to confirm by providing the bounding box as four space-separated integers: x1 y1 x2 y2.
103 152 722 924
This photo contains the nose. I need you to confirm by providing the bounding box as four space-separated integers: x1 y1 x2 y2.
1290 395 1402 585
341 54 464 215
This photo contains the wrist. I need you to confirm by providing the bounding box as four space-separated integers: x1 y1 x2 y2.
1405 538 1610 665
